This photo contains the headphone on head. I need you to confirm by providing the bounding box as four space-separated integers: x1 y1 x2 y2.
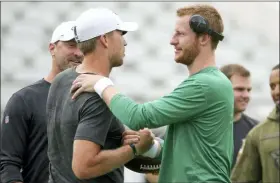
189 14 224 41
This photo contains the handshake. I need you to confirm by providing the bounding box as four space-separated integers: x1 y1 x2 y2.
122 128 161 158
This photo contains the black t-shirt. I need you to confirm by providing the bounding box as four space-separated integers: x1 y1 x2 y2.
232 113 258 167
46 68 125 183
0 79 51 183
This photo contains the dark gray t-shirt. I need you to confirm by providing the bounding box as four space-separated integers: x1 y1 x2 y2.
46 68 125 183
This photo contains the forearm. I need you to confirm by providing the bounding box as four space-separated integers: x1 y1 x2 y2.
103 87 147 130
81 145 134 179
104 86 200 130
101 80 199 130
102 86 119 106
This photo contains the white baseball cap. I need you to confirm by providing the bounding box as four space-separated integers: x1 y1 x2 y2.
50 21 76 43
74 8 138 43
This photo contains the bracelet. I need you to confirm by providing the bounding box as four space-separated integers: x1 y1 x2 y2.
93 77 114 98
129 144 138 157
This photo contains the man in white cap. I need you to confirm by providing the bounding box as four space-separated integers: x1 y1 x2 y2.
46 8 154 183
0 21 83 183
70 4 234 183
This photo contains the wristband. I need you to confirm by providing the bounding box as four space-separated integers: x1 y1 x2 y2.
93 77 114 98
129 143 138 157
142 140 160 158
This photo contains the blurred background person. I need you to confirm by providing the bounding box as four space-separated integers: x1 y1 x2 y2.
231 64 279 183
0 21 83 183
220 64 259 168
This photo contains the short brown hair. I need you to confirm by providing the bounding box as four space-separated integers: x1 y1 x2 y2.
177 4 224 49
272 64 279 71
77 37 98 56
220 64 251 80
77 31 115 55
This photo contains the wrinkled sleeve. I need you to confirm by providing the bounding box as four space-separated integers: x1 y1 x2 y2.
75 96 114 147
109 79 207 131
0 94 30 183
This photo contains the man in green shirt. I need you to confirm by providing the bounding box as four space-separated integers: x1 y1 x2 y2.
71 4 234 182
231 64 279 182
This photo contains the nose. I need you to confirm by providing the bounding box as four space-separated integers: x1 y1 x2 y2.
241 90 250 99
124 39 127 46
275 84 279 96
170 35 177 46
74 48 83 58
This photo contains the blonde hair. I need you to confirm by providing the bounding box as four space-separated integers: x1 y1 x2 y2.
77 31 115 55
77 38 98 56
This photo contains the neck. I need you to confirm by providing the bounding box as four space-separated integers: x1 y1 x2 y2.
44 60 61 83
187 50 216 76
76 52 111 77
234 112 242 121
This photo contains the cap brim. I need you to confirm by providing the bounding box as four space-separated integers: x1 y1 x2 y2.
119 22 138 32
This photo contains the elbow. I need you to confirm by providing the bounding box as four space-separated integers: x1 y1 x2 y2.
72 159 99 179
126 121 140 131
72 163 88 180
126 114 142 131
72 168 86 180
128 119 147 131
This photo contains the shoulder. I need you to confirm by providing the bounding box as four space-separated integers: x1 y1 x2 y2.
191 67 232 89
189 68 233 100
246 119 268 143
10 79 49 101
242 114 259 126
3 80 48 114
51 68 75 87
79 93 109 114
78 94 118 126
48 68 77 99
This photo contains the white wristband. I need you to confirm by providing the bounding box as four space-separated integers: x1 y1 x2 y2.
142 140 160 158
93 77 114 98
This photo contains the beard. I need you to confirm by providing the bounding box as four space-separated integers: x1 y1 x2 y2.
176 39 200 66
57 56 83 71
110 54 124 67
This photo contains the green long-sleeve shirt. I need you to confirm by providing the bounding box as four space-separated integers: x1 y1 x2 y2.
110 67 234 182
231 107 280 182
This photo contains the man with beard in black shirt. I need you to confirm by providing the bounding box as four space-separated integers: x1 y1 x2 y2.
0 21 83 183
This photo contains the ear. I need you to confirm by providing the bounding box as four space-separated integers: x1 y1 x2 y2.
100 35 109 48
198 34 211 47
49 43 55 56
